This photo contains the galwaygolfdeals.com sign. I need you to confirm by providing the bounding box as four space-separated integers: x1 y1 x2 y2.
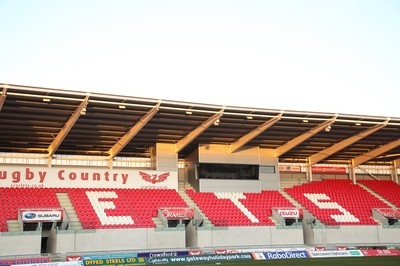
0 166 178 190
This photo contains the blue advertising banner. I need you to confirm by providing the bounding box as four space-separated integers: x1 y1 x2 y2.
254 251 310 260
137 251 189 258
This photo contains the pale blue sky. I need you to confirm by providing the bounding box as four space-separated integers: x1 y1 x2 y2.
1 0 399 117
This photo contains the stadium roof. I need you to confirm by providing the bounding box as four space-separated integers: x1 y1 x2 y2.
1 83 399 166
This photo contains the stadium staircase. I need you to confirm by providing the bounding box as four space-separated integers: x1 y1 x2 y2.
280 190 302 209
56 193 83 230
178 181 214 228
280 190 324 227
151 217 164 228
6 220 21 232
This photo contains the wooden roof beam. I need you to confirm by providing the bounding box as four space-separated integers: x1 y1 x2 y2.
175 109 224 153
352 138 400 166
107 103 160 160
274 116 337 158
308 119 389 165
0 87 7 111
47 96 89 158
230 113 282 153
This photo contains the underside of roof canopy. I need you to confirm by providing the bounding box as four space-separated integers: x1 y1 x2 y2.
0 83 399 166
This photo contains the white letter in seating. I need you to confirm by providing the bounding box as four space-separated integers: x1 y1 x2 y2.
214 192 259 223
86 191 134 225
304 193 359 223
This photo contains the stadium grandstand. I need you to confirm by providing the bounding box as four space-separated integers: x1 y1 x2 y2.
0 83 399 260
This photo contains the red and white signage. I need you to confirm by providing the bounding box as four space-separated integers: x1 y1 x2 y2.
361 249 400 257
0 166 178 190
311 166 347 174
188 250 203 256
0 257 50 265
66 256 83 261
275 208 303 218
160 207 194 220
278 165 302 172
375 208 400 219
214 249 239 254
20 209 64 223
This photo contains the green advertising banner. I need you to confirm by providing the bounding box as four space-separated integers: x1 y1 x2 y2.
83 257 146 266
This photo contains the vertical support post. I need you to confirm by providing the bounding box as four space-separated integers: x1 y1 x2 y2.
306 158 313 183
349 160 356 184
393 160 399 184
108 159 113 169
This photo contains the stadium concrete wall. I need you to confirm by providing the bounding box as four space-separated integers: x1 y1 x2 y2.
199 179 261 192
310 225 400 246
49 228 186 254
0 228 186 255
154 143 178 172
302 210 400 246
189 226 303 248
0 231 42 256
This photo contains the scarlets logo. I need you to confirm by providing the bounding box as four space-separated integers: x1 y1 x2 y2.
66 256 82 261
139 171 169 184
160 207 194 220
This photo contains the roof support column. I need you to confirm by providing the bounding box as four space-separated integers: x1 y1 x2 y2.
393 159 399 184
349 161 356 184
108 159 113 169
306 158 313 183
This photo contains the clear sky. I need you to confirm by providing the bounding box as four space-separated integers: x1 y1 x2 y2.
1 0 399 117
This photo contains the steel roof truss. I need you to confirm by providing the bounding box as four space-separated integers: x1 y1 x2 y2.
0 87 7 111
107 103 160 160
308 120 389 165
352 138 400 166
274 116 337 157
47 96 89 157
175 109 224 153
230 113 282 153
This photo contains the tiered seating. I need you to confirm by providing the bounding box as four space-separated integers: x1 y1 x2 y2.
285 179 391 226
0 187 61 232
0 187 188 231
242 190 296 225
358 180 400 208
186 189 294 226
69 188 188 229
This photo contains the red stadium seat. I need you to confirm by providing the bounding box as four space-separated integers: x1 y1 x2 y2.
358 180 400 208
186 189 294 226
0 187 188 231
284 179 391 226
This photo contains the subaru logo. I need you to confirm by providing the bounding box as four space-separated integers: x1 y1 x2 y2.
24 213 36 219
